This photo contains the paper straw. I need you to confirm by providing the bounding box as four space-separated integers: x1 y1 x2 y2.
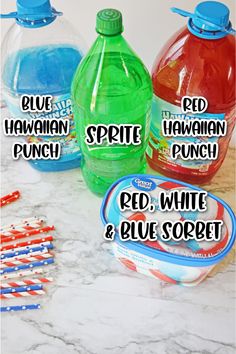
1 248 49 263
0 191 20 208
1 304 41 312
1 218 45 233
1 241 52 255
1 244 53 260
0 191 20 202
0 277 53 288
1 253 53 268
0 258 54 275
0 216 46 232
1 196 20 207
0 241 52 259
1 241 53 256
0 289 45 299
0 226 55 243
0 284 43 294
1 222 46 237
0 268 44 281
1 221 46 237
0 235 54 252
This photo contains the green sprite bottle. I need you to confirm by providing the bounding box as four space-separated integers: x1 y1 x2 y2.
72 9 152 196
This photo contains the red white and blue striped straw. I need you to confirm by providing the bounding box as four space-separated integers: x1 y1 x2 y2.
1 216 40 230
0 253 53 268
0 284 43 294
0 277 53 288
0 241 53 255
0 258 54 275
0 289 45 299
0 226 55 243
1 220 46 237
1 304 41 312
1 218 45 232
0 268 44 281
0 241 53 256
1 244 53 260
0 216 46 231
1 248 49 263
0 236 54 252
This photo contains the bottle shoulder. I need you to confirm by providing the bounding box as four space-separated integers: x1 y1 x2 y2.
1 18 85 95
1 18 85 56
72 35 152 98
153 27 235 76
152 27 235 109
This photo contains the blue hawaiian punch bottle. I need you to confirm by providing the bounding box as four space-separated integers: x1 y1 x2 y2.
1 0 85 171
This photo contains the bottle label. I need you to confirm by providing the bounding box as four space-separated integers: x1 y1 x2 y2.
3 92 80 159
147 95 225 173
82 109 151 160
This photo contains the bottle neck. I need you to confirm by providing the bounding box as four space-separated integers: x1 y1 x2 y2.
97 32 124 43
92 32 132 55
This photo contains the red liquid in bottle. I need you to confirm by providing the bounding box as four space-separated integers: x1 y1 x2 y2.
147 5 235 184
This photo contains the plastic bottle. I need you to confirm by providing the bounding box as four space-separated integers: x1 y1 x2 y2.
147 1 236 184
72 9 152 196
1 0 85 172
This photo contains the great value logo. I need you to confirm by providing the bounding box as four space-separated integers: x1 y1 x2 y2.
132 177 156 192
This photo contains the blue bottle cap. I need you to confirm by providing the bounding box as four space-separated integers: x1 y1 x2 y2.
0 0 62 28
172 1 236 39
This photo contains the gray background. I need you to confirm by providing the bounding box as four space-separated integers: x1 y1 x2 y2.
1 0 235 68
1 0 235 143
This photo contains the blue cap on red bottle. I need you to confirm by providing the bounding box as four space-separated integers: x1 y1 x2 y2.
172 1 236 39
0 0 62 28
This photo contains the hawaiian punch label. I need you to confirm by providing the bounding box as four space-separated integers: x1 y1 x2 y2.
147 95 225 173
4 92 80 158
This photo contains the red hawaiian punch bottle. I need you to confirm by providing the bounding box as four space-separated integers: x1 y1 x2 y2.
147 1 235 184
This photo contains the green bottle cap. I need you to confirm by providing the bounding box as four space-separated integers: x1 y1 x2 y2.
96 9 123 36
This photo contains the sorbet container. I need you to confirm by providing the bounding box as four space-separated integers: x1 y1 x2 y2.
101 175 236 286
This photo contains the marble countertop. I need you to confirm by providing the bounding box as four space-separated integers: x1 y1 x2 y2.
1 113 236 354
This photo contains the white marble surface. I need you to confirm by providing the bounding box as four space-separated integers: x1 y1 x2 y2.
1 111 236 354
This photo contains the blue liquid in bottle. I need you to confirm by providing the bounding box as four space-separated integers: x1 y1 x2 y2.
1 0 85 172
3 45 83 171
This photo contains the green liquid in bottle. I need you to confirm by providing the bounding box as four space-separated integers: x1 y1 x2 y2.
72 9 152 196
